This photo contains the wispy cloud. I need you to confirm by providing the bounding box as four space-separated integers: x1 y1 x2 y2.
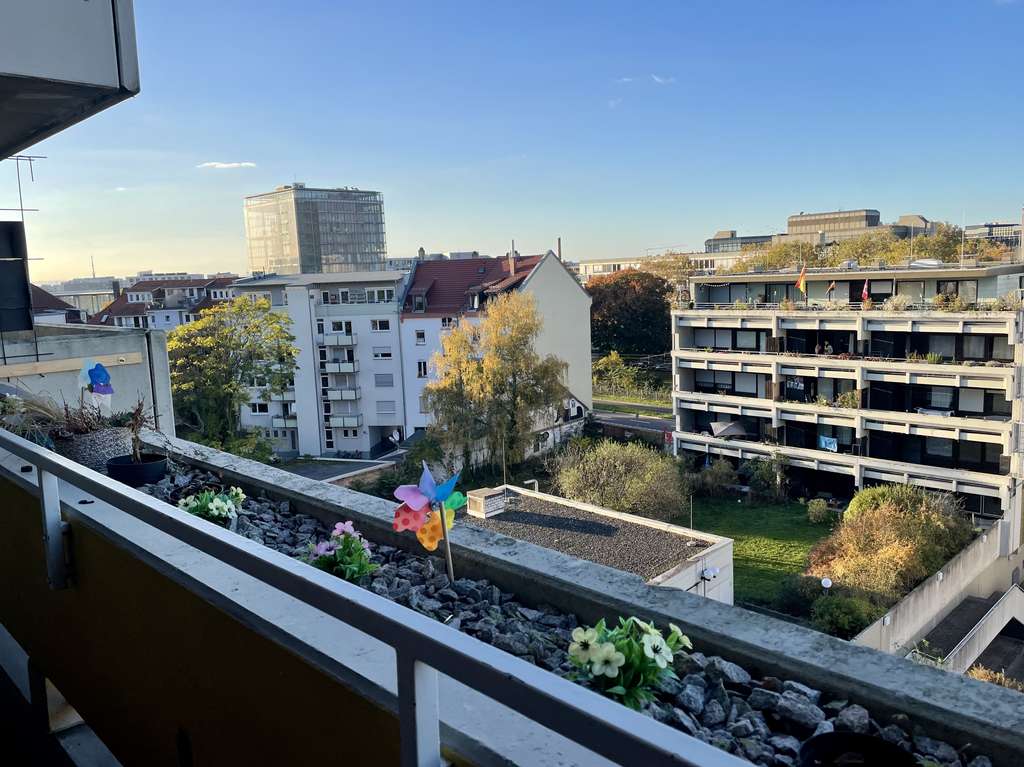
614 77 634 83
607 98 622 110
113 186 129 192
196 161 257 170
651 74 675 85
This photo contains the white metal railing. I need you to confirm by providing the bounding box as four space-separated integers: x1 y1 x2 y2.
672 347 1015 369
685 301 1000 312
0 428 744 767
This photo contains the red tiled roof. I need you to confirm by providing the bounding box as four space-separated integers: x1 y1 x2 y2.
190 296 226 313
401 256 542 316
87 292 148 325
30 284 75 312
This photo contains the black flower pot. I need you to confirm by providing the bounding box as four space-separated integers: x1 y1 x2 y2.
799 732 914 767
106 454 168 488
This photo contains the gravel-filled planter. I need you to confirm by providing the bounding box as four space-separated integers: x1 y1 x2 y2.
142 469 993 767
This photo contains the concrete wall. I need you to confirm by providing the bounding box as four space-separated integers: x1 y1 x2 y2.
522 254 593 409
0 326 174 436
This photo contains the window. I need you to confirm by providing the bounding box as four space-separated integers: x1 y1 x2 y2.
341 428 358 438
417 360 428 378
376 400 396 414
272 430 279 438
371 319 391 332
318 347 327 361
369 288 394 303
375 373 394 387
249 402 269 414
338 289 349 304
958 388 983 413
993 336 1012 361
323 402 332 414
413 295 426 312
316 319 324 334
930 387 954 409
694 329 715 348
372 346 392 360
441 316 456 329
250 376 267 387
415 329 426 345
331 320 352 333
928 336 955 359
963 336 986 360
320 375 329 388
735 331 757 350
419 394 428 413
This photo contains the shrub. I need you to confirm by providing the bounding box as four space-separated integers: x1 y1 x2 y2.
824 300 849 311
925 352 944 364
861 297 874 311
741 456 788 503
779 297 797 311
810 596 883 639
553 439 685 520
697 458 738 496
986 292 1024 312
808 486 973 605
967 665 1024 693
733 298 752 309
882 294 911 311
305 521 379 582
833 390 859 408
806 498 830 524
933 293 967 312
567 617 691 710
773 574 827 618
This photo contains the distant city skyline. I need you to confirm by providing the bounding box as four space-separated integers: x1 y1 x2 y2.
4 0 1023 282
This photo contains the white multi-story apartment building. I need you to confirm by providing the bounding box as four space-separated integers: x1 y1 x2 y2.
672 261 1024 551
233 271 410 457
400 252 592 434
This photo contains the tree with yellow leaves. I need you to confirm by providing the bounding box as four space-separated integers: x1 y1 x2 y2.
167 297 297 444
423 292 567 474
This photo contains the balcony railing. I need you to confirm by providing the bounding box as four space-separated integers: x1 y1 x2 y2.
271 416 298 428
682 301 1017 313
0 428 744 767
328 415 363 428
324 361 359 374
322 332 357 346
326 387 361 401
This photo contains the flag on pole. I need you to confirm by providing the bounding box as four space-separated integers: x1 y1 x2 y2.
861 279 870 302
826 280 836 296
795 266 807 295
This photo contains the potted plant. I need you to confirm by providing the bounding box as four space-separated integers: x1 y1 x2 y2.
105 399 168 487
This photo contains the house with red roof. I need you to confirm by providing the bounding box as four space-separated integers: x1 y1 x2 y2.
30 284 84 325
400 251 592 435
89 276 237 330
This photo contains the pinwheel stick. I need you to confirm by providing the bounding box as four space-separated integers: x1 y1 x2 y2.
437 503 456 582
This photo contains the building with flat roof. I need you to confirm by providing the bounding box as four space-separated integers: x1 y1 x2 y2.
966 221 1022 249
244 183 387 275
704 230 773 253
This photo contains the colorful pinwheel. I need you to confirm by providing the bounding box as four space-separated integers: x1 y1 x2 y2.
392 462 466 577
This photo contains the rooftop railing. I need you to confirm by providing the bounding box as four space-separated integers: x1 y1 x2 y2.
681 301 1017 313
673 346 1015 368
0 427 745 767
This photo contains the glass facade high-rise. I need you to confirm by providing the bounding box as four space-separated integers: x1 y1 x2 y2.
245 184 387 275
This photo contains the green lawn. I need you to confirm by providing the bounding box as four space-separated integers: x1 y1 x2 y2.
677 498 831 607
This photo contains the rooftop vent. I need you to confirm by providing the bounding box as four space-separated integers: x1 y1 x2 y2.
909 259 942 269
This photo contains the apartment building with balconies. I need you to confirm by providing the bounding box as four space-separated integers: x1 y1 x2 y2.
673 262 1024 533
234 271 410 458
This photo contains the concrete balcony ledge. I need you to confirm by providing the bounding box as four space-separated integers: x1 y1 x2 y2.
328 415 362 428
271 416 297 428
673 390 1012 447
324 361 359 374
129 435 1024 764
326 387 361 401
673 430 1012 500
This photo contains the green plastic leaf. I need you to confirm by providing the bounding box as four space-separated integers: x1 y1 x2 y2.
443 491 467 511
606 686 627 695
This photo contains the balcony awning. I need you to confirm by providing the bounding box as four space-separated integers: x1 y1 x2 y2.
710 420 746 439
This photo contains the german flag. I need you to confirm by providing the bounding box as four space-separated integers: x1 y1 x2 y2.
795 265 807 295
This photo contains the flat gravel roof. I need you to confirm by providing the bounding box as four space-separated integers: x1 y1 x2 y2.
459 493 709 581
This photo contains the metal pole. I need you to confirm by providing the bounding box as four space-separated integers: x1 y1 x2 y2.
437 502 456 583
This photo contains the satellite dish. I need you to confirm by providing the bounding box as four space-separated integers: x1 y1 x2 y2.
821 577 833 590
388 430 401 444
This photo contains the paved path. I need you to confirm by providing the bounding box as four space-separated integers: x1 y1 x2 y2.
593 408 674 433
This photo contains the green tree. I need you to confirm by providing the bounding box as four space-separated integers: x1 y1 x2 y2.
727 241 824 273
168 297 298 444
588 269 671 354
424 292 567 472
644 252 696 287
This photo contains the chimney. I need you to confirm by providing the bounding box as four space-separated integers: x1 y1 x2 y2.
557 236 562 261
112 279 121 297
509 239 515 273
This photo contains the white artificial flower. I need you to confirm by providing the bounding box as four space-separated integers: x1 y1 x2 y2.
590 643 626 678
642 633 673 669
568 627 599 663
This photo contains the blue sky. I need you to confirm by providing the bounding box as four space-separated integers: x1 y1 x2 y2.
9 0 1024 282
